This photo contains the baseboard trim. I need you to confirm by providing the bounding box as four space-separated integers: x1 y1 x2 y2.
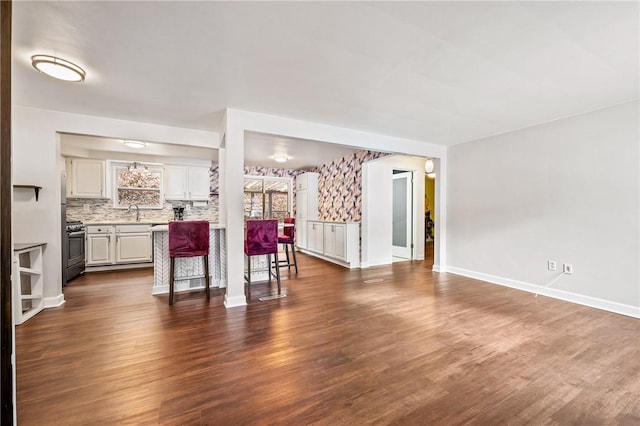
359 258 392 269
446 266 640 319
44 294 65 309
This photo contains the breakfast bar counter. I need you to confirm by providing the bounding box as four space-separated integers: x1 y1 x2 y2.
150 223 227 295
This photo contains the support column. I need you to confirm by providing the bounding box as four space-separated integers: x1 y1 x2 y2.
222 111 247 308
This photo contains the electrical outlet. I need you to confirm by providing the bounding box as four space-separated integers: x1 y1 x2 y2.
83 204 90 212
547 260 557 271
563 264 573 274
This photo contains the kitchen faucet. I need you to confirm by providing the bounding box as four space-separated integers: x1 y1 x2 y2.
128 204 140 222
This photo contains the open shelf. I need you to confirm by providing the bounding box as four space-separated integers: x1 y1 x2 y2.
13 184 42 201
13 244 46 325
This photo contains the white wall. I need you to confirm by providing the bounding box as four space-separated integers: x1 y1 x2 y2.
362 155 427 267
446 101 640 318
12 106 219 305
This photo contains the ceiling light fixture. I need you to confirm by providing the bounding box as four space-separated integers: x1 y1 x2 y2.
127 162 148 173
273 154 289 163
123 140 147 149
425 159 434 174
31 54 86 82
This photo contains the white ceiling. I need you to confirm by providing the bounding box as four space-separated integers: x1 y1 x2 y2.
12 1 639 151
59 132 362 170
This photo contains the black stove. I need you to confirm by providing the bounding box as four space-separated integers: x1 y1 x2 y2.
65 220 85 283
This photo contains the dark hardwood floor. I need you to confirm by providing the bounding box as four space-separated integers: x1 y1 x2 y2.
15 253 640 425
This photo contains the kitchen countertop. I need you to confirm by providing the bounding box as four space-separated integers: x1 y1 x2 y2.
151 223 226 232
84 221 168 225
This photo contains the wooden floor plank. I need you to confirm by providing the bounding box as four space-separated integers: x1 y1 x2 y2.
15 253 640 425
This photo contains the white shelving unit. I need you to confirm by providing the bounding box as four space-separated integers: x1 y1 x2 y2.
13 243 46 325
295 172 319 250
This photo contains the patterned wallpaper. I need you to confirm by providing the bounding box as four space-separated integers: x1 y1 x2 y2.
311 150 390 222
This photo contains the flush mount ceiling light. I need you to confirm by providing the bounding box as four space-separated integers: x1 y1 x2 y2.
127 162 148 173
273 154 289 163
425 159 434 174
123 140 147 149
31 54 86 82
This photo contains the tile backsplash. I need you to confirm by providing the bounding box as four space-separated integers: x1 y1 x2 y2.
66 197 219 223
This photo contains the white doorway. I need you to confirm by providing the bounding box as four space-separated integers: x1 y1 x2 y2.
392 171 413 260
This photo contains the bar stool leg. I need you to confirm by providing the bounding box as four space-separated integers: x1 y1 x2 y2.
274 251 281 294
204 254 210 299
169 257 175 305
246 256 251 298
291 244 298 274
284 244 291 269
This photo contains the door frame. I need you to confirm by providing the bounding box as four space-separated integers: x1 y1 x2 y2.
392 170 413 260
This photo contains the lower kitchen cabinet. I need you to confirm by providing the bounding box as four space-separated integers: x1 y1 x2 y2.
87 227 112 265
87 224 152 267
302 221 359 268
323 222 346 260
307 221 324 253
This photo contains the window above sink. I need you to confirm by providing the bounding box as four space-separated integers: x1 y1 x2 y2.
112 161 163 209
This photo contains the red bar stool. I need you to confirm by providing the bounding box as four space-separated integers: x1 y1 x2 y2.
244 219 283 301
278 217 298 273
168 220 210 305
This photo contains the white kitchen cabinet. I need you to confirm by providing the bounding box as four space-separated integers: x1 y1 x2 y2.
295 172 318 250
323 222 346 260
86 226 113 265
307 221 324 254
87 224 152 266
300 221 360 268
13 243 45 325
187 167 211 200
67 158 105 198
164 165 210 201
115 224 152 263
296 172 312 190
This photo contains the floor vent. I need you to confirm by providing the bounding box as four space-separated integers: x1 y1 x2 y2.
363 278 384 284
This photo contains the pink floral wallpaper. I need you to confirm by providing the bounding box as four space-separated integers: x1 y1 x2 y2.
311 150 389 222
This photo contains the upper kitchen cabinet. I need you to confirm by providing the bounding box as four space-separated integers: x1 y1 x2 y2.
296 172 317 191
164 165 210 201
66 158 105 198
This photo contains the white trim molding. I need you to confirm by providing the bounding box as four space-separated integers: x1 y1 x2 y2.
446 266 640 319
44 294 65 309
224 294 247 308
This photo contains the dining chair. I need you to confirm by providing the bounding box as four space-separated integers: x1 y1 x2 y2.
244 219 283 301
168 220 210 305
277 217 298 273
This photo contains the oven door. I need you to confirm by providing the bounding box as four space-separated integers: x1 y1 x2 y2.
67 230 86 281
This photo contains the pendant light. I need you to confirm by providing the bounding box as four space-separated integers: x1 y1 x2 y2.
127 162 148 173
425 159 434 173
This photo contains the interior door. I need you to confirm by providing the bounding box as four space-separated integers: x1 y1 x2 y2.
392 171 413 259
